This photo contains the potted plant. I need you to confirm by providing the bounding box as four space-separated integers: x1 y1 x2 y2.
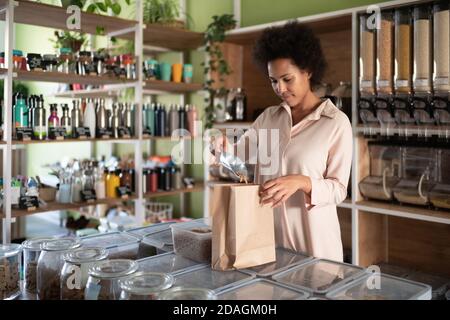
143 0 186 28
202 14 236 128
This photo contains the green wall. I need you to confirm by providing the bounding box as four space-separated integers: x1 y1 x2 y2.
241 0 390 27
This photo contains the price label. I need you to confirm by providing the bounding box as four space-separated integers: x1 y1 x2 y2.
118 127 131 139
16 128 33 141
81 189 97 202
48 127 67 140
19 196 39 210
74 127 91 139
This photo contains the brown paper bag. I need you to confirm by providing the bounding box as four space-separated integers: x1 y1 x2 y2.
210 183 276 271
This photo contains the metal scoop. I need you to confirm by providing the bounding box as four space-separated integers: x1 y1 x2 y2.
217 151 248 181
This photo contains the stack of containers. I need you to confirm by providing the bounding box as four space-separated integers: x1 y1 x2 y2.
125 222 176 258
80 232 140 260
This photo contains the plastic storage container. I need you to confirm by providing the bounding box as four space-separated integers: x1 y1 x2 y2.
393 147 438 206
413 5 433 93
377 10 395 94
125 222 175 258
85 259 138 300
158 287 217 300
119 272 174 300
217 278 310 300
359 14 376 95
241 247 313 277
377 262 415 278
0 244 22 300
80 231 140 260
430 148 450 209
37 237 81 300
359 142 401 201
171 218 212 263
137 252 206 275
394 8 413 94
173 265 254 292
405 271 450 300
433 1 450 92
272 259 367 295
326 273 432 300
60 247 108 300
21 237 53 295
141 228 174 255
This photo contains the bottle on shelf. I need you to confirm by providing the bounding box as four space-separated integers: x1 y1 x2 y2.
105 169 120 198
123 103 133 134
169 104 179 135
154 104 161 136
48 104 60 128
109 103 120 138
96 99 108 137
178 104 186 132
159 104 167 137
60 104 72 138
14 93 29 129
94 167 106 200
71 171 83 203
187 104 198 137
32 95 47 140
71 100 83 133
233 88 247 121
83 98 96 139
27 95 35 128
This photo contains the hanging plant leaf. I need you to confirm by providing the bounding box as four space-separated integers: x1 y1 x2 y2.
111 3 121 15
95 2 108 12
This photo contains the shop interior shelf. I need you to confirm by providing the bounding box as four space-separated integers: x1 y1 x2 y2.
15 70 138 85
356 200 450 225
144 79 203 94
3 195 138 218
11 137 139 145
0 0 137 39
355 125 448 137
140 23 204 51
144 182 204 199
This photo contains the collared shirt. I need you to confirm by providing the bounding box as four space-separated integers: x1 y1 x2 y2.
241 98 353 261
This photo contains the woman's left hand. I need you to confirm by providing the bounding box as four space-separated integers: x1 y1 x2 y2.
259 175 311 208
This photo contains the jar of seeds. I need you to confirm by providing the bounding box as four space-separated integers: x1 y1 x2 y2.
0 244 22 300
22 237 53 296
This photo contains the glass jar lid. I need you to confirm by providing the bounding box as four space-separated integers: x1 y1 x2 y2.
42 237 81 252
0 244 22 258
63 247 108 264
22 237 54 251
158 287 217 300
120 272 174 295
88 259 138 279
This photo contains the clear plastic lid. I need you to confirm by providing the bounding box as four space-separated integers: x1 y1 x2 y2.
173 266 253 292
42 237 81 252
217 278 310 300
242 248 313 277
137 252 205 274
119 272 174 295
326 273 432 300
0 243 22 258
142 229 173 249
21 237 54 251
158 287 217 300
272 259 366 295
125 222 176 239
81 231 140 249
88 259 138 279
170 218 211 233
63 247 108 264
405 271 450 297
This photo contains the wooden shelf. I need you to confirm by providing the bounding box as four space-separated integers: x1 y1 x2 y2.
141 24 203 51
225 14 351 45
15 70 137 85
144 182 204 198
144 79 202 94
143 135 193 141
12 137 138 145
51 84 136 99
356 200 450 225
0 0 137 39
3 195 137 218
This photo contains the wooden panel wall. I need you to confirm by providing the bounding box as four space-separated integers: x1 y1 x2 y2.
338 207 352 250
358 211 388 267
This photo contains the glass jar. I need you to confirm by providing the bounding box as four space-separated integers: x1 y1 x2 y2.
106 169 120 198
61 247 108 300
377 11 395 94
37 237 81 300
158 287 217 300
413 5 433 93
71 171 83 203
58 48 74 74
22 237 53 295
359 14 376 94
433 1 450 92
394 8 413 94
0 244 22 300
119 272 174 300
85 259 138 300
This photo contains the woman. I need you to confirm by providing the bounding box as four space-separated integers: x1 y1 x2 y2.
214 22 352 262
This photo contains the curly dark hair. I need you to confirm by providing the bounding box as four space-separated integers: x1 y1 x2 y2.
252 21 327 88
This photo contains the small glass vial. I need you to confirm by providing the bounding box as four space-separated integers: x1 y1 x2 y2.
0 244 22 300
158 287 217 300
61 247 108 300
37 237 81 300
85 259 138 300
119 272 174 300
22 237 53 296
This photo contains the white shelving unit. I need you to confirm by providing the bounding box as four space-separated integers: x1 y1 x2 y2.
0 0 205 244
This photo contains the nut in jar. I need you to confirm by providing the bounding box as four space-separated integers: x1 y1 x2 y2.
0 244 22 300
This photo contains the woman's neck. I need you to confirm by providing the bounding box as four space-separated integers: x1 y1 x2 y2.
290 91 322 125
